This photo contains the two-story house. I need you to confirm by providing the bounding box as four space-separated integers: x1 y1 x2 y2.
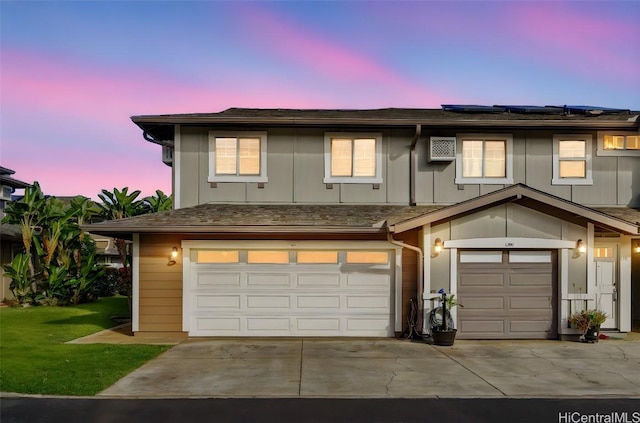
1 166 32 301
86 106 640 340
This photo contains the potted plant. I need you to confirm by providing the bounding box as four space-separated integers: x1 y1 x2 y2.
569 309 607 343
430 289 463 346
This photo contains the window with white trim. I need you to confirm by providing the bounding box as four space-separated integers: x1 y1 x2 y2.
596 131 640 156
324 133 383 184
552 134 592 185
455 134 513 184
208 131 267 183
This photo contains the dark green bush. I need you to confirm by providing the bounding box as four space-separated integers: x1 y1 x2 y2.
94 267 119 298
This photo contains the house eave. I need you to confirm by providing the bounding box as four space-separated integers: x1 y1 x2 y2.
390 184 640 235
85 225 387 237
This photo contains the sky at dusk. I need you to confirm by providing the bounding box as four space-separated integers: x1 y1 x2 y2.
1 1 639 199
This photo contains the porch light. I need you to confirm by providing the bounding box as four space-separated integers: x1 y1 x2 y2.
634 243 640 254
169 247 179 265
576 239 586 254
434 238 443 254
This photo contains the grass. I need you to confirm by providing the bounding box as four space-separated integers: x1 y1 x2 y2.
0 297 171 396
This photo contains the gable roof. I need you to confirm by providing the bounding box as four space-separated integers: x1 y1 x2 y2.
390 184 640 235
132 107 640 142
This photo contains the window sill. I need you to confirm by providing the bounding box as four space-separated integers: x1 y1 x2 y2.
454 177 513 185
551 178 593 186
596 149 640 157
323 177 383 184
208 176 268 183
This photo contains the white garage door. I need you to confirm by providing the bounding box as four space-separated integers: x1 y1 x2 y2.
185 246 395 337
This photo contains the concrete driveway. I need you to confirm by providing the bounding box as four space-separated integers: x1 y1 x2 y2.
98 337 640 398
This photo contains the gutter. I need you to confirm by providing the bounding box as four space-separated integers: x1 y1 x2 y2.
143 131 174 148
409 124 422 206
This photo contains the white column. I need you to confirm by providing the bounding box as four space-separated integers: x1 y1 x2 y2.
619 236 632 332
421 224 431 333
132 234 140 333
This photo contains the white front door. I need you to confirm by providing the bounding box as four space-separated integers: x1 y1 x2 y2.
594 245 617 329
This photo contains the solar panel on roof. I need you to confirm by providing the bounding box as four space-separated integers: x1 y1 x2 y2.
441 105 505 113
546 105 631 115
495 105 564 114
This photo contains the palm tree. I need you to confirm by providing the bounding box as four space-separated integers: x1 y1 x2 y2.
143 190 173 213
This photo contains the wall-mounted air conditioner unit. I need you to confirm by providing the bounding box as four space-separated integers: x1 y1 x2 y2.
429 137 456 162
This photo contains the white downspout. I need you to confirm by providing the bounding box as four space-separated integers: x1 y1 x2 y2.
387 231 424 330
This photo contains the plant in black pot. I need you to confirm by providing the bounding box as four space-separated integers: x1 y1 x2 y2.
569 309 607 343
430 289 463 346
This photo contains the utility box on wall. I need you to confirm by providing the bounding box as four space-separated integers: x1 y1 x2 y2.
429 137 456 162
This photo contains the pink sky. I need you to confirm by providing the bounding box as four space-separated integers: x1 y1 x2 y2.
1 1 638 199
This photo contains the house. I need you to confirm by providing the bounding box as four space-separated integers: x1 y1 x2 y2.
1 166 32 301
85 105 640 340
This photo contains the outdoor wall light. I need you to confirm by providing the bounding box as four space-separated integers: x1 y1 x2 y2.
576 239 586 254
634 243 640 254
434 238 443 254
168 247 179 265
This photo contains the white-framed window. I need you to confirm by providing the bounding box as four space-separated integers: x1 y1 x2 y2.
455 134 513 184
596 131 640 157
323 132 383 184
552 134 592 185
208 131 267 183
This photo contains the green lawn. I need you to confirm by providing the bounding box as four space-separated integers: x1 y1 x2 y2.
0 297 171 396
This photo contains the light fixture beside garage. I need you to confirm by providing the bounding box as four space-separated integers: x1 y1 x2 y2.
168 247 179 265
576 239 586 254
634 242 640 254
434 238 443 254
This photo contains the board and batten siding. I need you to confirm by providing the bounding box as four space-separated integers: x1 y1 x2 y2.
138 234 184 332
176 127 638 208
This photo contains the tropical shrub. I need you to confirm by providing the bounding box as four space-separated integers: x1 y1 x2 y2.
94 267 120 298
3 254 37 304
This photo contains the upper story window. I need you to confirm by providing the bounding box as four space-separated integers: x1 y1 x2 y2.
455 134 513 184
208 131 267 183
552 134 592 185
324 132 383 184
597 131 640 157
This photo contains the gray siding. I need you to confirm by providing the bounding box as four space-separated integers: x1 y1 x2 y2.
175 126 638 208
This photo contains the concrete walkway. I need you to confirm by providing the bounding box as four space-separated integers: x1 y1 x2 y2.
98 337 640 398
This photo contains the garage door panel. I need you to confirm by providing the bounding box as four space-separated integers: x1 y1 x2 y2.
296 273 341 287
458 273 504 287
346 273 390 287
346 296 389 310
247 317 290 331
197 295 241 309
246 295 291 309
196 317 241 331
196 272 240 287
509 274 552 286
346 317 390 332
509 320 553 333
297 318 340 331
247 273 290 287
297 296 340 309
510 297 551 309
459 320 505 334
462 296 504 309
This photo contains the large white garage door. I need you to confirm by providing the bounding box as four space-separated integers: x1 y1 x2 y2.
185 245 396 337
457 250 556 339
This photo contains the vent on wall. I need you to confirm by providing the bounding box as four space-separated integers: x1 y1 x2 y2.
429 137 456 161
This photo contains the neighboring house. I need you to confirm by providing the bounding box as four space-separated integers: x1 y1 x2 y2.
86 105 640 339
0 166 31 301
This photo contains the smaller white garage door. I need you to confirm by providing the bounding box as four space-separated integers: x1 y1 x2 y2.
185 246 396 337
457 250 556 339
